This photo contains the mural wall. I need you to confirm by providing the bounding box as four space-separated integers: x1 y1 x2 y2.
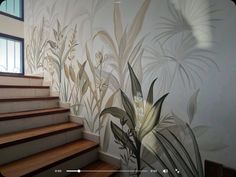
24 0 236 176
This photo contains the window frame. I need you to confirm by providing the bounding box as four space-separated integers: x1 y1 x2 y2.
0 0 24 21
0 33 24 75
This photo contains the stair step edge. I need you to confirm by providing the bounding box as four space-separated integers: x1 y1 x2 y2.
0 122 83 148
0 140 99 177
0 108 70 121
0 96 59 102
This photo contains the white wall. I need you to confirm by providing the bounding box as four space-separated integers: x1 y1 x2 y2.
0 14 24 38
24 0 236 172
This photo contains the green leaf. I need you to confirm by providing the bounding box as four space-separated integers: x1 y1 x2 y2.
146 78 157 105
154 131 195 177
120 90 136 128
168 130 198 176
110 121 137 154
139 93 168 140
186 124 204 177
102 120 111 152
152 132 180 177
100 107 134 130
128 62 143 102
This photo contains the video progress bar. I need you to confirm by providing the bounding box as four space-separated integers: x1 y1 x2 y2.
66 170 150 173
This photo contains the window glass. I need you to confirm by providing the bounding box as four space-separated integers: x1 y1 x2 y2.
0 0 23 19
0 36 23 74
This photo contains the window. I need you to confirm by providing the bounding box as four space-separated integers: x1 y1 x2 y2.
0 33 24 74
0 0 24 20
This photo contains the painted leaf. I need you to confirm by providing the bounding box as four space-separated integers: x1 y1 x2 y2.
120 90 136 128
82 79 89 95
154 130 195 177
186 124 204 177
110 121 137 154
187 89 200 123
113 3 123 44
128 62 143 102
79 61 87 80
94 31 118 57
69 65 76 83
146 78 157 105
64 64 70 80
193 125 209 138
127 0 151 47
139 93 169 140
168 130 198 176
100 107 134 130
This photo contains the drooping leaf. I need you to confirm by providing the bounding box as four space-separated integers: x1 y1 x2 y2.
187 89 200 123
186 124 204 177
120 90 136 128
113 3 123 44
110 121 137 154
100 107 134 129
139 93 169 140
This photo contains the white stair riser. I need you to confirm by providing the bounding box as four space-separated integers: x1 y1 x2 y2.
0 88 50 99
0 100 59 114
0 112 69 134
0 76 43 86
0 128 83 165
34 149 98 177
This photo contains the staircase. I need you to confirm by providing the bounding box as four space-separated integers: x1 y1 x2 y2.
0 75 119 177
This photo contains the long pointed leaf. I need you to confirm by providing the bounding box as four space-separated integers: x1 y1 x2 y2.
100 107 134 129
111 121 137 154
139 93 169 140
120 90 136 128
113 3 123 44
153 132 181 177
168 130 198 176
128 62 143 101
186 124 204 177
154 131 195 177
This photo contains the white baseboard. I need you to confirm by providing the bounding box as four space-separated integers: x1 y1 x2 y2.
59 102 70 108
70 115 84 124
83 131 100 143
99 151 121 167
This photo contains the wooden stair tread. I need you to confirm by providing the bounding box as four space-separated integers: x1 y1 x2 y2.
0 107 70 121
0 96 59 102
70 161 119 177
0 74 43 79
0 122 82 148
0 85 49 89
0 139 99 177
